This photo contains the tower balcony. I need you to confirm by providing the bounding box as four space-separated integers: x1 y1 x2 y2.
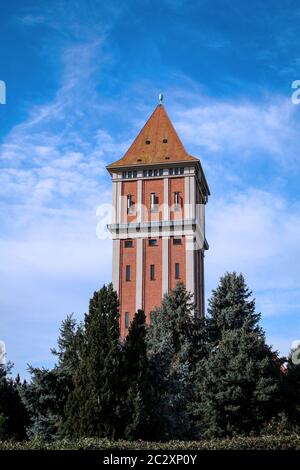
107 218 208 250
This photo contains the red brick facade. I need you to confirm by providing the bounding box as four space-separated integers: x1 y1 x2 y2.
107 103 210 336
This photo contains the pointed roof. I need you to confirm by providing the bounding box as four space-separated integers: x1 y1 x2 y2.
107 104 198 168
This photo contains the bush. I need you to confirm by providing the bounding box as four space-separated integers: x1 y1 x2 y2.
0 436 300 450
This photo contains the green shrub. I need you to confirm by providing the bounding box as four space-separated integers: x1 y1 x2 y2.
1 435 300 450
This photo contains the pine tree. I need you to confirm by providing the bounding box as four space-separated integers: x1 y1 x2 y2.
283 347 300 426
207 272 261 345
121 309 151 440
193 327 282 437
0 363 28 440
65 283 122 439
51 314 82 375
22 366 68 440
22 314 81 440
146 282 202 440
192 273 283 437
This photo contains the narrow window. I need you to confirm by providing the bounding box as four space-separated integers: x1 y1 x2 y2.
148 239 157 246
149 169 153 177
159 169 163 176
175 263 180 279
125 312 130 329
122 171 126 179
169 168 173 175
163 138 168 143
150 193 158 212
125 240 133 248
180 167 184 175
174 192 180 211
154 169 158 176
133 170 137 178
126 265 131 281
150 264 155 280
128 171 132 178
127 194 134 214
173 238 182 245
175 167 179 175
143 170 148 177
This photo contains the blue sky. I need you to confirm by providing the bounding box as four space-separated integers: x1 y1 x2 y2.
1 0 300 378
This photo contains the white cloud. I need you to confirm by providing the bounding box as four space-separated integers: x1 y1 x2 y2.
172 95 299 166
205 188 300 318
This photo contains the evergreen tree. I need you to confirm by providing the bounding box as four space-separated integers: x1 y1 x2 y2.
51 314 82 375
207 272 261 345
121 309 151 440
0 363 28 440
22 314 81 440
146 282 202 440
22 366 68 440
193 327 283 437
283 347 300 426
193 273 283 437
65 283 122 439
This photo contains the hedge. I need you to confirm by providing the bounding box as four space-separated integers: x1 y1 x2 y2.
0 435 300 450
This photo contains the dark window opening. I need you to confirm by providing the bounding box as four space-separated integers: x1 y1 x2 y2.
127 194 134 214
143 170 148 177
175 263 180 279
126 265 131 281
165 156 170 160
125 312 130 329
173 238 182 245
150 193 158 212
148 239 157 246
163 138 168 143
145 139 151 144
180 167 184 175
169 168 173 175
150 264 155 280
125 240 133 248
159 169 163 176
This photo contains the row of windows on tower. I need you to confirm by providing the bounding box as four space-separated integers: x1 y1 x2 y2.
124 238 182 248
125 263 180 282
127 192 181 213
122 167 184 179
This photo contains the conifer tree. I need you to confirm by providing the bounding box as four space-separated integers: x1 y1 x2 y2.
65 283 122 439
283 348 300 426
22 366 68 440
192 273 283 437
121 309 151 440
207 272 261 345
22 315 81 439
193 327 282 437
146 282 201 440
0 363 28 440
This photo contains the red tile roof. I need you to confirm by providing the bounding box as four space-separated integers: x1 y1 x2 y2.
108 104 198 168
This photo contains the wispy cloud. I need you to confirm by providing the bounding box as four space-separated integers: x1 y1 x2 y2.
172 95 299 164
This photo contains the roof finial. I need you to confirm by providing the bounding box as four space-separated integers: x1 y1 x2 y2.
158 93 163 104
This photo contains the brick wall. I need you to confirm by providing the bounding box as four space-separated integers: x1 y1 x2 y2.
119 238 137 337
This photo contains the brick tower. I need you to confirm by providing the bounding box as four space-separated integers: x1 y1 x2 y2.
107 99 210 337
